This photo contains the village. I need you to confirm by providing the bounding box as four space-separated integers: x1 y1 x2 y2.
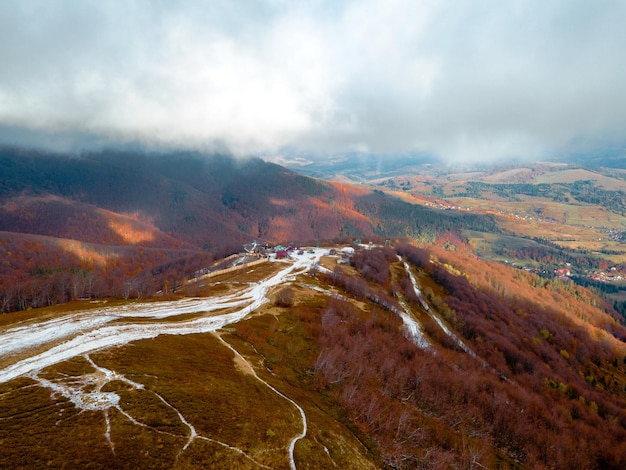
185 241 358 287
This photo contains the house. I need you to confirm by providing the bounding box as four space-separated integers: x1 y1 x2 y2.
555 267 571 278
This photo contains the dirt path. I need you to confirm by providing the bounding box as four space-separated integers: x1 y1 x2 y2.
217 334 307 470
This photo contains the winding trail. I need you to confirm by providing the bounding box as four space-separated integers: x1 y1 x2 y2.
217 335 307 470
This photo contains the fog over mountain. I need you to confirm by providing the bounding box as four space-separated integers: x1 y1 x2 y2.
1 1 626 162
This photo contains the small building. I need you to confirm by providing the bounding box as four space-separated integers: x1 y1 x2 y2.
340 246 355 256
555 267 571 278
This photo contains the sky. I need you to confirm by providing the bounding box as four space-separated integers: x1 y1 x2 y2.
1 0 625 163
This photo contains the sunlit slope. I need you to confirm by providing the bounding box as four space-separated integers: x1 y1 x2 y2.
0 147 498 250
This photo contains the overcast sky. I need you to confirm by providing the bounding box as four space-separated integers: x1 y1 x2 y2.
1 0 625 162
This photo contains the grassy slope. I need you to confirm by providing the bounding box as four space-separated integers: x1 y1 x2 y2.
0 259 382 470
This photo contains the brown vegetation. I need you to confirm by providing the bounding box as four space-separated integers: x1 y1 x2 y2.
0 148 498 314
0 231 213 312
310 245 626 468
274 287 295 308
2 243 626 468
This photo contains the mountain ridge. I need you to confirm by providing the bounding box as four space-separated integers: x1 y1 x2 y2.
0 146 498 248
0 146 499 312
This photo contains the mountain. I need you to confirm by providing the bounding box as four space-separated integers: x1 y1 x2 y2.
1 243 625 469
2 146 626 468
0 147 499 248
0 146 497 312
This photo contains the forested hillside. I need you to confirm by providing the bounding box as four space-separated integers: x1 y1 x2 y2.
0 147 497 312
0 147 497 248
307 244 626 468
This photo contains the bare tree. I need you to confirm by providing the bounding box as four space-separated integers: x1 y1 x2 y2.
274 287 294 307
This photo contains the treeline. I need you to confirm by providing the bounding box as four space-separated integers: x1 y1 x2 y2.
454 180 626 214
572 276 626 294
493 242 614 272
458 181 569 201
0 234 219 313
570 277 626 323
354 192 500 242
569 180 626 214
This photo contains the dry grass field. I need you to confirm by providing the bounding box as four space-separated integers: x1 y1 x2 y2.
534 168 626 190
0 253 381 469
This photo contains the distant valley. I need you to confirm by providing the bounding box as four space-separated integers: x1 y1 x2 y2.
273 153 626 317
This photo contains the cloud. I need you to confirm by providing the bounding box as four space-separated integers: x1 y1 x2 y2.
1 0 625 162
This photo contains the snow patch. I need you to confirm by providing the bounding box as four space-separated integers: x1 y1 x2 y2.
394 299 431 349
401 258 479 358
0 249 327 385
28 354 142 412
